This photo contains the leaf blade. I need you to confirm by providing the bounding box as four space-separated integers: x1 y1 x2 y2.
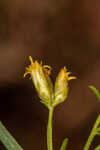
0 122 23 150
94 145 100 150
89 85 100 102
60 138 68 150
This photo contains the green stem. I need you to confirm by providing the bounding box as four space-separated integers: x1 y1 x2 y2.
83 115 100 150
47 107 54 150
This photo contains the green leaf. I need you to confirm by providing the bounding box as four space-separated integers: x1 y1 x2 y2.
89 85 100 102
60 138 68 150
0 122 23 150
94 145 100 150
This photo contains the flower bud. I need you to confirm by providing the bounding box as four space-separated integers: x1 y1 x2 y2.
53 67 76 107
24 56 53 108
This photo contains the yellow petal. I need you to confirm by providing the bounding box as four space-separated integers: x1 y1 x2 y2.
29 56 34 64
68 76 77 81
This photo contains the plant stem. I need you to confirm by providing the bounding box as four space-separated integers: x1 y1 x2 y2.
47 107 54 150
83 115 100 150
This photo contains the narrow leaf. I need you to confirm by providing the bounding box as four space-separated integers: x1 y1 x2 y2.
60 138 68 150
89 85 100 102
0 122 23 150
94 145 100 150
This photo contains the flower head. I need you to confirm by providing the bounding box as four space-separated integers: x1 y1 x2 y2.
53 67 76 107
24 56 76 109
24 56 53 108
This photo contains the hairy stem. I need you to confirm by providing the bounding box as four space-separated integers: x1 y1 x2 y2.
83 115 100 150
47 107 54 150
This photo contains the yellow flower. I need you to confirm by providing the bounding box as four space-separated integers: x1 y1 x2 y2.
53 67 76 107
24 56 54 108
24 56 76 109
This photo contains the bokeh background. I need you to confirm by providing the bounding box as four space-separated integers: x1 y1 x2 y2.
0 0 100 150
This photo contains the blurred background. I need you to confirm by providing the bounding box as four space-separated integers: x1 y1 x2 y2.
0 0 100 149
